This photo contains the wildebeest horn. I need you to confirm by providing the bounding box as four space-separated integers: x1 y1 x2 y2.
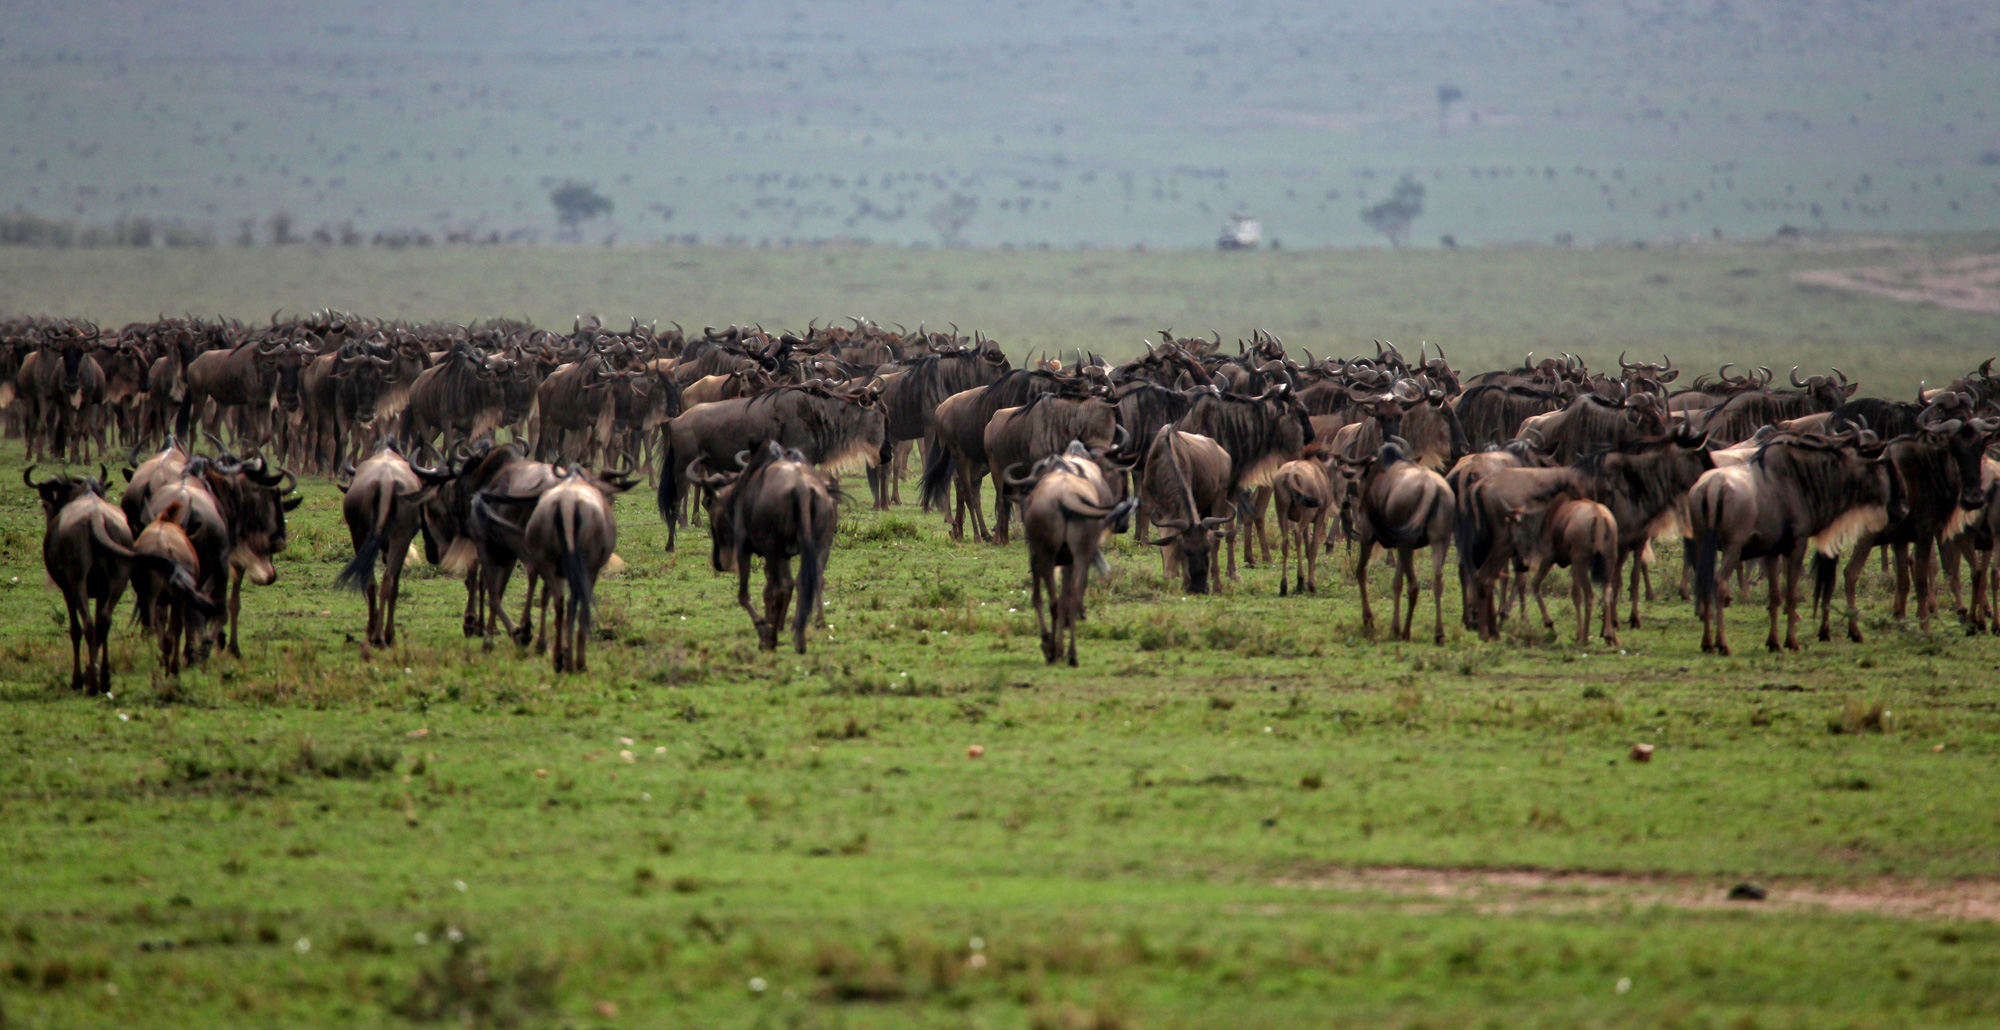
1832 367 1847 385
1981 358 1996 378
1000 462 1041 490
1789 366 1806 388
22 465 55 490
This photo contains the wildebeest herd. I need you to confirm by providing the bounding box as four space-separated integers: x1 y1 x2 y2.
7 310 2000 690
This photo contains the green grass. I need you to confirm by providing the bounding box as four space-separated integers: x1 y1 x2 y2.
2 428 2000 1026
5 233 2000 393
6 242 2000 1025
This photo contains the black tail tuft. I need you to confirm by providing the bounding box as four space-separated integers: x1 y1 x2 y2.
1693 525 1720 609
918 428 953 513
1811 551 1838 610
560 545 594 642
1588 550 1610 587
335 530 382 592
655 433 681 551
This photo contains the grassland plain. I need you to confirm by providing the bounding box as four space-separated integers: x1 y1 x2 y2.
6 233 2000 395
2 244 2000 1027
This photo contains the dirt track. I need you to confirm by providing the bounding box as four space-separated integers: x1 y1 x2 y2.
1277 866 2000 922
1794 253 2000 314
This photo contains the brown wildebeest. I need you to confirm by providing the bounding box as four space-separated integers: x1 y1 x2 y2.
689 441 840 654
420 442 562 649
1817 396 1999 642
1525 498 1619 644
130 499 223 674
1455 465 1591 640
1136 424 1232 594
1689 428 1907 655
1004 442 1136 666
1443 440 1549 627
918 369 1068 541
121 435 191 532
140 452 302 658
1344 438 1455 643
983 392 1120 545
657 381 883 550
1180 384 1311 578
1270 457 1333 596
335 440 455 651
1569 425 1714 634
28 467 139 692
474 464 634 672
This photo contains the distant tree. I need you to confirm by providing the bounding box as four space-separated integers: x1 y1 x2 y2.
927 193 979 247
1436 84 1464 137
267 210 296 246
550 180 613 239
1361 175 1425 248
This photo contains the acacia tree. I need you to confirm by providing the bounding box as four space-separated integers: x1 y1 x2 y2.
550 180 613 239
1361 175 1425 248
927 193 979 247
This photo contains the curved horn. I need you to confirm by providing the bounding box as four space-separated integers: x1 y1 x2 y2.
1000 462 1040 489
1789 366 1806 388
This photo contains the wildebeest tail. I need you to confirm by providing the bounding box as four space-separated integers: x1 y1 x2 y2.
335 482 399 591
794 487 822 643
87 511 139 561
162 560 225 618
558 499 595 642
918 426 953 512
1811 551 1838 610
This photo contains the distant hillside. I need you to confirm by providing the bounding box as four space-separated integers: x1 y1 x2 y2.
3 0 1998 248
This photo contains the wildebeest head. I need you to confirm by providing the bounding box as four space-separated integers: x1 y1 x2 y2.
258 339 312 413
1918 392 2000 514
23 465 105 518
1789 366 1858 409
203 455 302 584
1139 431 1232 594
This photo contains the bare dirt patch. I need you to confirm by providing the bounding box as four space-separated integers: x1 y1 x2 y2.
1794 253 2000 313
1277 866 2000 922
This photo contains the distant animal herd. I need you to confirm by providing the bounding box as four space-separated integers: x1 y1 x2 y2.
7 311 1997 690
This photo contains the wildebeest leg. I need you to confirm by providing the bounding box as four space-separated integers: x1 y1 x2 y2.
549 578 569 672
1970 545 1991 634
763 556 795 655
1914 537 1937 629
1781 552 1805 651
1530 560 1555 633
1356 540 1376 634
1762 555 1783 652
736 555 771 650
382 540 407 647
462 568 483 638
1891 543 1912 620
533 572 552 655
1842 544 1869 643
362 571 380 653
1427 542 1446 645
968 470 992 543
226 566 246 658
891 439 911 506
165 603 185 675
1625 548 1644 628
1252 487 1273 564
1278 516 1292 597
93 591 117 694
1062 562 1086 667
1941 537 1965 615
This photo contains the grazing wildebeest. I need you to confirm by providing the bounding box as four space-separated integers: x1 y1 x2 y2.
29 467 139 691
336 440 455 651
1344 438 1455 643
1004 442 1137 666
657 381 884 550
1689 429 1907 655
983 392 1121 545
474 465 633 672
130 499 224 675
1270 457 1333 596
1136 424 1233 594
688 441 841 653
1815 397 1998 641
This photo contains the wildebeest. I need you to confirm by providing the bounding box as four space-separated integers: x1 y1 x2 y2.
687 441 840 653
20 323 109 463
1815 397 1998 641
1344 438 1455 643
28 467 139 691
474 464 633 672
873 334 1012 509
130 499 224 675
1136 424 1233 594
1455 465 1593 640
658 381 884 550
1005 442 1137 665
1570 426 1715 637
336 440 455 651
140 452 302 658
1689 429 1907 654
918 369 1067 540
422 442 561 648
1270 457 1333 596
1692 367 1857 444
983 392 1121 545
1527 497 1619 644
1180 384 1312 576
